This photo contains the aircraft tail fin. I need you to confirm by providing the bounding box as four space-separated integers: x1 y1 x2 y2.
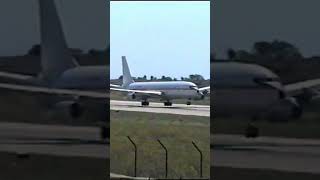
121 56 134 88
38 0 78 83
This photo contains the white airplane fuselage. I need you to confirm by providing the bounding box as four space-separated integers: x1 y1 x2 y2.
212 62 301 119
50 66 108 90
127 81 204 101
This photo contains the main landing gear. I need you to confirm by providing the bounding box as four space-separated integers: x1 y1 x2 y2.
164 101 172 106
245 116 259 138
100 125 109 140
141 101 149 106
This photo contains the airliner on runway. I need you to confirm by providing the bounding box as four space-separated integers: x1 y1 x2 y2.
212 61 320 137
111 57 210 106
0 0 318 140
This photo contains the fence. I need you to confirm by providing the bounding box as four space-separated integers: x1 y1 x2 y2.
111 136 206 179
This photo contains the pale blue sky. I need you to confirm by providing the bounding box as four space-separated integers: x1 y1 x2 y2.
110 1 210 79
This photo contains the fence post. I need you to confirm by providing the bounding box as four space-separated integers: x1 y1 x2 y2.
192 141 203 178
157 139 168 178
127 136 137 177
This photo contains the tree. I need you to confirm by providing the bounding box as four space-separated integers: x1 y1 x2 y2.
253 40 302 60
189 74 205 81
253 41 272 56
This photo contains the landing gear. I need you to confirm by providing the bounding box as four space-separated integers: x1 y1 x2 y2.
141 101 149 106
187 101 191 105
245 123 259 138
164 101 172 106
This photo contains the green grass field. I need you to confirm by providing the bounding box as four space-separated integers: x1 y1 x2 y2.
110 110 210 179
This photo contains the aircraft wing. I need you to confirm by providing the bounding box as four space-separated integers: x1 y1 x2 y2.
199 86 210 95
110 87 162 96
110 84 121 88
0 83 109 99
0 71 34 81
285 79 320 97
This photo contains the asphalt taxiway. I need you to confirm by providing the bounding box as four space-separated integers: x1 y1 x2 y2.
110 100 210 117
212 134 320 174
0 122 108 158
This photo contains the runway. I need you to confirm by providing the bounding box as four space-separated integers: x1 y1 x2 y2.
212 134 320 174
110 100 210 117
0 122 108 158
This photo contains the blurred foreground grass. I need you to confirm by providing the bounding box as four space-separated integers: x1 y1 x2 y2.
0 152 107 180
212 166 320 180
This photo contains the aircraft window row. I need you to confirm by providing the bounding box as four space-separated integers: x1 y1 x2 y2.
189 85 198 90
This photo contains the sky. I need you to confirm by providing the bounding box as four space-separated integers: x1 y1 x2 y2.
110 1 210 79
213 0 320 59
0 0 108 56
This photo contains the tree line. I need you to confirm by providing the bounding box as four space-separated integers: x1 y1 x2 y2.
118 74 207 81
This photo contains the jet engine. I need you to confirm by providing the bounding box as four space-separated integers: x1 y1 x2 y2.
266 97 302 121
127 92 136 100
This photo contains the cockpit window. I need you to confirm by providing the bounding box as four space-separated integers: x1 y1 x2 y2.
189 85 198 90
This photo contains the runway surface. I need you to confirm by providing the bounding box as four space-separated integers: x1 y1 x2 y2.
0 122 108 158
110 100 210 117
212 134 320 174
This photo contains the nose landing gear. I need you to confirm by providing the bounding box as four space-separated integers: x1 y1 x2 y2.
245 123 259 138
141 101 149 106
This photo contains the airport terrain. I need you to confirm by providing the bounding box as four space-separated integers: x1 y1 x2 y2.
0 55 109 179
110 91 210 105
111 100 210 117
0 152 107 180
110 110 210 179
212 106 320 178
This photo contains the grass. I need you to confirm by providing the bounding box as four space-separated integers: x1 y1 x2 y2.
111 91 210 105
110 110 210 179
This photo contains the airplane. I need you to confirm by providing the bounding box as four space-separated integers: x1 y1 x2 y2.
0 0 317 140
0 0 109 138
110 56 210 106
211 61 320 137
